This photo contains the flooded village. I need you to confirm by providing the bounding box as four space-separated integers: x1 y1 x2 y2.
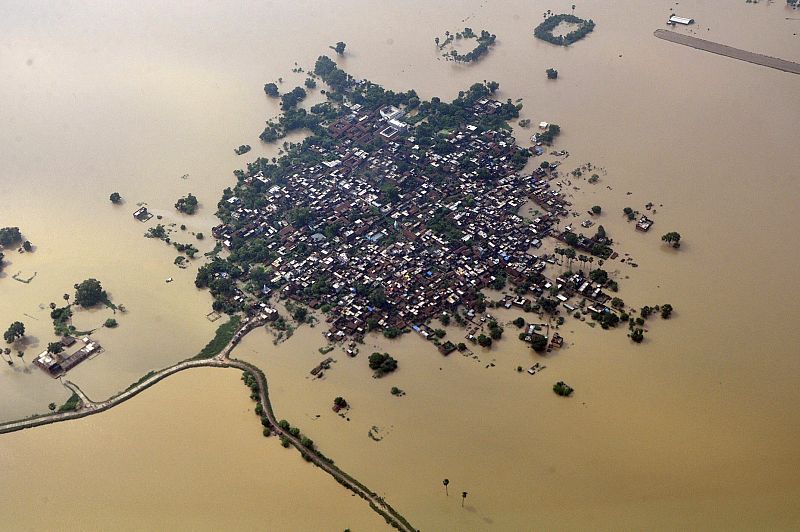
1 0 800 530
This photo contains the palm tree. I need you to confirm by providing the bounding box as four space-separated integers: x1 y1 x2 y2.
443 478 449 496
63 293 70 303
564 248 576 270
462 491 468 507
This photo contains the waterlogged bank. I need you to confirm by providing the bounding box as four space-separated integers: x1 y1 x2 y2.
0 368 390 531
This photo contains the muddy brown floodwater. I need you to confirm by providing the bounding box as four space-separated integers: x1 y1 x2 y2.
1 0 799 530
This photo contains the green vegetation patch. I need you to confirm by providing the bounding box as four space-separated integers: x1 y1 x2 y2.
553 381 574 397
435 28 497 63
126 370 157 391
534 14 595 46
192 315 241 360
58 392 81 412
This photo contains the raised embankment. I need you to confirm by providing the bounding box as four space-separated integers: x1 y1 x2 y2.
654 29 800 75
0 320 416 532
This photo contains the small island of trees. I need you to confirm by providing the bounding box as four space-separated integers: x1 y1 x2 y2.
368 352 398 376
662 232 681 248
234 145 251 155
330 41 346 55
74 278 107 308
263 82 279 97
175 193 199 215
553 381 574 396
280 86 307 111
0 227 23 247
436 28 497 63
534 14 596 46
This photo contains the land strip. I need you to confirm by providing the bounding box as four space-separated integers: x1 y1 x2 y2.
0 319 416 532
654 29 800 75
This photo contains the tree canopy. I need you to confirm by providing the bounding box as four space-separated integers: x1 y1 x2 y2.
0 227 22 247
368 352 398 376
4 321 25 343
175 193 199 214
331 41 347 55
74 278 105 307
264 82 279 97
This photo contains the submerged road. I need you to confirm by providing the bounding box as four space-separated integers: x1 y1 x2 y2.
654 29 800 75
0 319 416 532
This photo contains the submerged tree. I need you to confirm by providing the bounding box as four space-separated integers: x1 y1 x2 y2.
74 278 105 307
263 82 279 97
443 478 450 496
47 342 63 354
175 193 199 215
4 321 25 344
661 232 681 248
331 41 347 55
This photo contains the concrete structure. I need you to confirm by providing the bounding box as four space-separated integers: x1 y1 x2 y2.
668 15 695 25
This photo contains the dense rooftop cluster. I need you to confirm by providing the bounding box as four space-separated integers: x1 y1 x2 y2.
198 56 624 341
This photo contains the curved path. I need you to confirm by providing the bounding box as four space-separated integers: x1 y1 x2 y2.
0 319 416 532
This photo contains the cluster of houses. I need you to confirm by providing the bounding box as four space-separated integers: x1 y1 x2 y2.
210 97 620 342
34 336 102 377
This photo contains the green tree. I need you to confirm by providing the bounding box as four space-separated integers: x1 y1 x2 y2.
368 286 387 308
0 227 22 247
75 278 105 307
662 232 681 248
4 321 25 344
331 41 347 55
175 193 199 215
109 192 122 204
564 247 576 269
589 268 608 284
368 352 398 375
546 68 558 79
623 207 635 220
47 341 63 354
264 82 279 97
531 334 548 352
462 491 468 508
591 205 601 214
443 478 450 496
661 304 673 319
553 381 574 396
